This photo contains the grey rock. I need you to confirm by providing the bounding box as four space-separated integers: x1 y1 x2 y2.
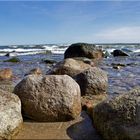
47 58 91 77
14 75 81 122
0 89 23 139
93 87 140 140
75 67 108 96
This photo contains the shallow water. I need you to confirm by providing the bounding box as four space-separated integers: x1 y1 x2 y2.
99 56 140 95
13 111 101 140
0 53 140 95
0 54 63 84
0 52 140 139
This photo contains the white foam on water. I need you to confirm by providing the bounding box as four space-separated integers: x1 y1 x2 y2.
42 45 68 54
0 44 139 56
133 49 140 53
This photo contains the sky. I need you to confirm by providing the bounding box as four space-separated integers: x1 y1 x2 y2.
0 1 140 45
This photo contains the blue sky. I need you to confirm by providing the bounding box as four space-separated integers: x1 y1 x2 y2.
0 1 140 45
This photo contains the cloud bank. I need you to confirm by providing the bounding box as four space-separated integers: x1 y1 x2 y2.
95 26 140 43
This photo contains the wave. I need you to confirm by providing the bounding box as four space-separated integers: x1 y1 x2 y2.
0 44 140 56
0 44 69 56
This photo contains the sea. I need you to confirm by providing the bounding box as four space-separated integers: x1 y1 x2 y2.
0 43 140 96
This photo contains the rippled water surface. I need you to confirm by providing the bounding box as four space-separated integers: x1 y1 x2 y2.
0 53 140 96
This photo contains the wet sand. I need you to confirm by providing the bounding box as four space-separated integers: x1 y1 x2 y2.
13 111 101 140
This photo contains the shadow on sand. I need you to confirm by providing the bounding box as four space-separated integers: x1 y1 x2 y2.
67 111 102 140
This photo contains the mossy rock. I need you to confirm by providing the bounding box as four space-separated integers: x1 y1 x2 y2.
4 57 20 63
45 50 52 54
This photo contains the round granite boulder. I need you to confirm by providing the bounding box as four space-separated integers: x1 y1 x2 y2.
64 43 103 59
93 87 140 140
47 58 91 77
14 75 81 122
75 67 108 96
0 89 23 139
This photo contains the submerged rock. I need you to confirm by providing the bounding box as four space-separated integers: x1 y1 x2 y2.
0 68 13 80
4 57 20 63
47 58 91 77
111 63 126 69
93 87 140 140
42 59 57 64
64 43 103 59
14 75 81 122
0 89 23 139
75 67 108 96
112 49 129 57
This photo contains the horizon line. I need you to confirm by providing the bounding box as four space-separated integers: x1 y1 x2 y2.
1 42 140 46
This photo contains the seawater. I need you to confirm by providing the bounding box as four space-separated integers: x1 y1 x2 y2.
0 43 140 95
0 43 140 56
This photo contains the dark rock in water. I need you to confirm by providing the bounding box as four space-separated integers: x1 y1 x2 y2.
112 49 129 57
0 89 23 139
75 67 108 96
111 63 126 69
5 52 10 57
0 68 13 80
14 75 81 122
64 43 103 59
47 58 92 77
93 87 140 140
25 68 42 76
45 50 52 54
42 59 57 64
4 57 20 63
103 50 111 58
5 51 17 57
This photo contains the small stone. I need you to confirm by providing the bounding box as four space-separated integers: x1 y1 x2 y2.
25 68 42 76
0 68 13 80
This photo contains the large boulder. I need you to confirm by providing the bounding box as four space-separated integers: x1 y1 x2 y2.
75 67 108 96
112 49 129 57
0 89 23 139
64 43 103 59
47 58 92 77
93 87 140 140
14 75 81 122
0 68 13 80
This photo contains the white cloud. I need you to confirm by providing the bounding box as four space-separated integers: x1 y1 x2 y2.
95 26 140 43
